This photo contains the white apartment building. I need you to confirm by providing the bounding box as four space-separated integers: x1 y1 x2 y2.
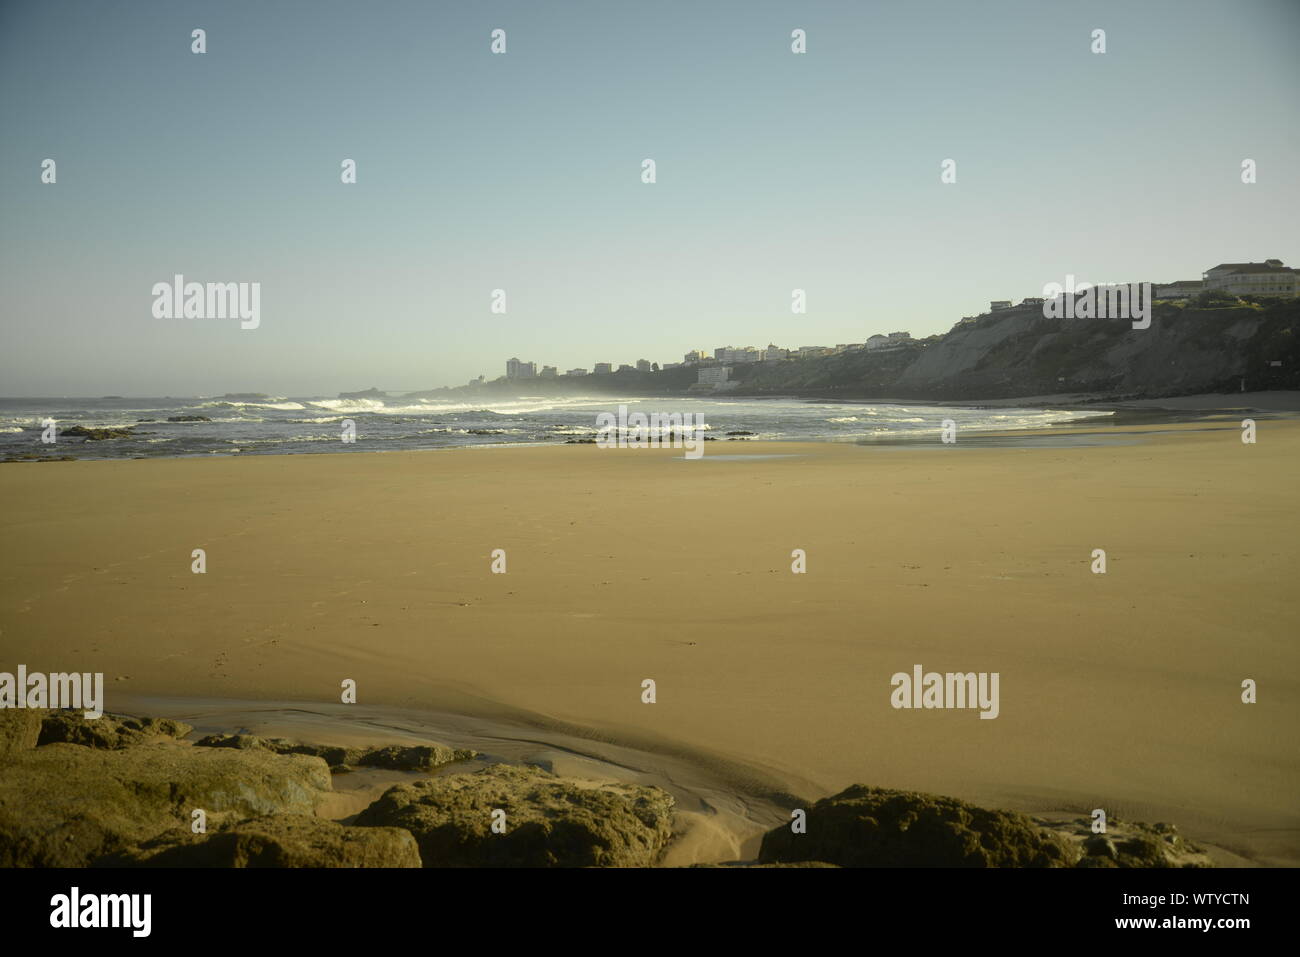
697 366 730 385
1202 260 1298 298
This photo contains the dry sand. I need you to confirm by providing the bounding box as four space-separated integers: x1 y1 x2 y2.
2 421 1297 865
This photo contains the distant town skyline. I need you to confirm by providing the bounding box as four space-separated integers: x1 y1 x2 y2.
2 0 1297 396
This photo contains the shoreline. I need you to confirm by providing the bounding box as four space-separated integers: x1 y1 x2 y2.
3 419 1296 867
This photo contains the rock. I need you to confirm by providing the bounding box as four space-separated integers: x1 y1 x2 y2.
758 786 1077 868
356 744 475 771
166 415 211 422
97 815 421 868
1083 834 1118 859
1045 818 1211 868
353 764 674 867
0 742 332 867
0 710 44 762
40 712 193 750
60 426 134 440
194 734 473 771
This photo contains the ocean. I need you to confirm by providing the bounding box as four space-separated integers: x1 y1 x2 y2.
0 395 1105 461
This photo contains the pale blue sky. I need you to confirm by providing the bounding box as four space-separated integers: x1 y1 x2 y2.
1 0 1297 395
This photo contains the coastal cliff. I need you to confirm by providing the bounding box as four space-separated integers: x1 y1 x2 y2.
422 298 1300 403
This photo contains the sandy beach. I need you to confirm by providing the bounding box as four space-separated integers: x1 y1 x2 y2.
2 419 1297 866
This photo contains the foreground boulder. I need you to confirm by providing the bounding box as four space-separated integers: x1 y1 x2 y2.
39 712 192 750
759 786 1212 868
759 786 1076 867
354 764 674 867
97 815 421 868
0 742 332 867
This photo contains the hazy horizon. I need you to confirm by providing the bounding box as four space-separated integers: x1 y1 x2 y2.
2 0 1297 396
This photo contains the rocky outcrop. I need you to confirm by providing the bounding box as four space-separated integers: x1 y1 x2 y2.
194 733 474 772
39 712 192 750
1044 817 1211 868
60 426 135 440
0 742 332 867
758 786 1212 868
759 786 1078 867
730 299 1300 400
166 415 211 422
355 744 475 771
97 815 421 868
353 764 674 867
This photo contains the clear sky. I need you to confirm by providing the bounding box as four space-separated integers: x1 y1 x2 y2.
1 0 1297 396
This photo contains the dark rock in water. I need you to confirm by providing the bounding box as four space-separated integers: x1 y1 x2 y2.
40 712 193 750
466 429 505 435
565 438 597 444
97 815 421 868
61 426 134 440
353 763 674 867
0 743 332 867
758 786 1076 868
726 430 757 436
166 415 211 422
0 710 44 762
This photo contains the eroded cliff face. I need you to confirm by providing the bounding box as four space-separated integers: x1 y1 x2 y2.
731 299 1300 400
